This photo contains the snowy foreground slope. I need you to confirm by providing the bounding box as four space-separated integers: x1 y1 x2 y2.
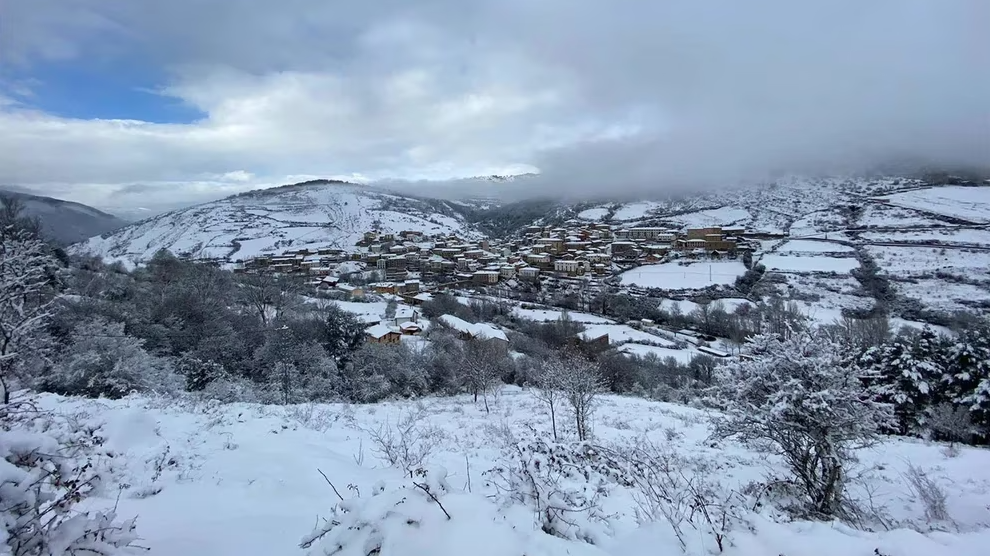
35 388 990 556
74 181 479 264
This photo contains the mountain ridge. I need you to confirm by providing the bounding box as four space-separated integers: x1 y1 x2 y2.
0 188 128 245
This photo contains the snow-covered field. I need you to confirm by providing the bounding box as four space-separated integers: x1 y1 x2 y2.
857 204 949 228
859 229 990 247
866 246 990 277
619 343 697 363
34 389 990 556
788 209 847 236
514 306 614 324
881 187 990 224
620 261 747 289
760 254 859 274
577 207 610 221
612 201 663 221
893 279 990 312
776 240 855 254
668 207 752 229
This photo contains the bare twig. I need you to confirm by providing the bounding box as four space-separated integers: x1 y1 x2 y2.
465 453 473 493
317 468 344 501
413 482 452 520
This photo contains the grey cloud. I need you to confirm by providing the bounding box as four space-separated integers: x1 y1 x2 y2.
1 0 987 205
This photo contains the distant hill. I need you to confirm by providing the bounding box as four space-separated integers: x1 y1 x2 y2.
72 179 482 264
0 189 128 245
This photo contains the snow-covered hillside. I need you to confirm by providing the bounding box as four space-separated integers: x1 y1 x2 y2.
574 176 914 232
73 181 481 263
32 389 990 556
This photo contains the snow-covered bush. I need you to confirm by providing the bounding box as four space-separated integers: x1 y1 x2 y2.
711 333 894 520
175 355 229 392
0 401 140 555
0 225 60 404
40 318 181 399
485 438 630 544
344 342 428 403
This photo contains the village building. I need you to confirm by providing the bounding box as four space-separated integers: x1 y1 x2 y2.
336 284 364 299
365 324 401 344
394 305 419 326
472 270 500 284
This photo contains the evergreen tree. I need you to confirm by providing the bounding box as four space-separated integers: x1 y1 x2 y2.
943 324 990 440
322 305 365 366
859 327 945 436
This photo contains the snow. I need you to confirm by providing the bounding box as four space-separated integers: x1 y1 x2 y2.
438 314 508 341
514 307 614 324
577 207 610 221
31 389 990 556
859 228 990 247
775 240 855 253
788 209 847 236
619 261 748 289
882 186 990 224
858 204 949 228
669 207 752 229
760 254 859 273
619 343 697 363
866 246 990 278
579 324 678 347
612 202 663 221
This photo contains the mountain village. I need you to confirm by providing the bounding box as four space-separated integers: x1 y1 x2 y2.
233 221 755 289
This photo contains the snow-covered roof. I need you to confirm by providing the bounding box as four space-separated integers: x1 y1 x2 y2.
413 292 433 301
356 314 383 325
395 306 416 318
438 315 508 342
365 324 398 338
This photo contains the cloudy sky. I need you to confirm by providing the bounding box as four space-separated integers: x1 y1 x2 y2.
1 0 987 214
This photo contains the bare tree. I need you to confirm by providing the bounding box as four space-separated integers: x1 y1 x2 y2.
532 356 566 440
463 340 507 414
552 352 604 441
238 272 298 326
0 226 58 403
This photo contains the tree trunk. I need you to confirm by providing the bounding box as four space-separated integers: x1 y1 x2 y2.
549 404 558 441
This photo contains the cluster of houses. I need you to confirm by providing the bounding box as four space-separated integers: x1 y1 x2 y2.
232 222 754 293
361 305 511 350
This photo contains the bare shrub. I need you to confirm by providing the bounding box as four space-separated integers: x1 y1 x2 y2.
621 442 745 553
361 407 443 477
928 403 972 448
284 403 339 432
904 464 951 525
301 468 453 555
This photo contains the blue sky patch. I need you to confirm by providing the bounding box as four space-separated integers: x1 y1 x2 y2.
4 61 204 124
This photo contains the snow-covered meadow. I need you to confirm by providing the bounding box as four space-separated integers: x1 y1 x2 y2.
881 187 990 224
620 261 748 289
32 388 990 556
